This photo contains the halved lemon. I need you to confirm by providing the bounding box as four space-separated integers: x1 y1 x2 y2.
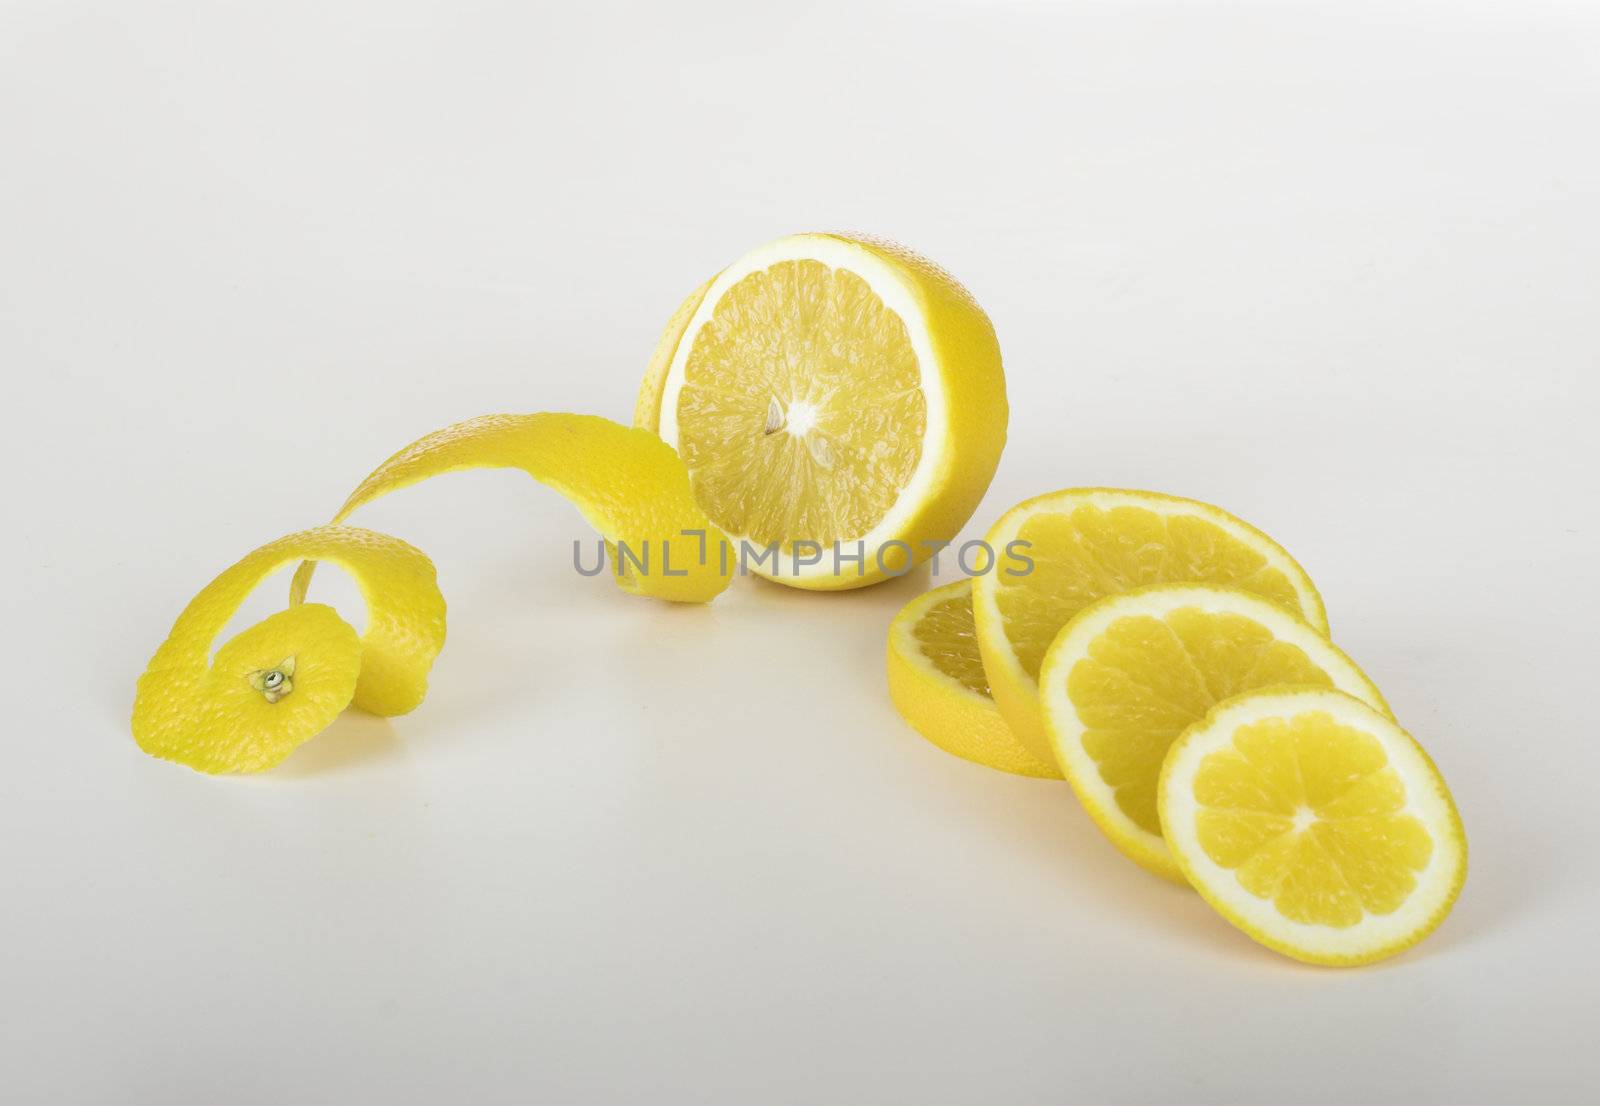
973 489 1327 764
638 233 1007 590
886 580 1060 779
1160 687 1467 965
1038 584 1382 880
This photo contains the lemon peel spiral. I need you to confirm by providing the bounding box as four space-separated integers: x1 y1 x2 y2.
291 412 732 606
132 526 447 774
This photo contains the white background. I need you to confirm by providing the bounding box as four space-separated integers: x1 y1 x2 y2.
3 2 1596 1103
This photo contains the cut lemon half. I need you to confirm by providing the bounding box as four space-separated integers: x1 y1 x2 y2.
1038 585 1383 880
639 233 1007 590
886 580 1060 779
973 489 1327 765
1160 687 1467 966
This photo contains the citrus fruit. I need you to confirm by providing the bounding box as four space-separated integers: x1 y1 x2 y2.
636 232 1007 590
133 526 447 774
292 412 732 606
1160 687 1467 965
973 488 1327 765
1038 584 1383 880
886 580 1060 779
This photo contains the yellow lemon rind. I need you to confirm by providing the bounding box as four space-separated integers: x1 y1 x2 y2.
886 580 1061 779
1158 686 1467 966
133 525 447 774
973 487 1330 766
1037 584 1383 883
291 412 732 606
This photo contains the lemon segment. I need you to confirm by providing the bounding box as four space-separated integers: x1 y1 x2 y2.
292 412 732 605
973 488 1328 764
886 581 1061 779
645 233 1007 589
1159 687 1466 965
133 526 447 774
1038 585 1383 880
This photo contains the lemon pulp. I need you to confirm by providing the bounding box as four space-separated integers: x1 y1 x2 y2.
1160 688 1466 965
674 259 926 548
1069 606 1346 838
912 586 990 697
1191 710 1434 926
1000 505 1310 681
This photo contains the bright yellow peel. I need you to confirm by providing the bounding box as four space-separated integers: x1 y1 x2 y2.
292 413 733 606
132 526 447 774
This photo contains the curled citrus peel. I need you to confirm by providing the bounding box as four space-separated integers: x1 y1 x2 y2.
291 413 732 606
132 526 447 774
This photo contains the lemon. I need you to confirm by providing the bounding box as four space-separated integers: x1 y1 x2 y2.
973 489 1327 765
133 526 447 774
292 412 732 605
637 233 1007 590
886 580 1060 779
1038 584 1383 880
1160 687 1467 965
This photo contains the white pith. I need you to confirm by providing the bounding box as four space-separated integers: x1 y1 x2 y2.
656 234 949 582
1161 688 1464 961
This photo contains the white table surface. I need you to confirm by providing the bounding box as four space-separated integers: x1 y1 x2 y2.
3 2 1596 1103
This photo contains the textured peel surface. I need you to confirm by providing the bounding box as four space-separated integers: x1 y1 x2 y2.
292 412 732 605
132 526 446 774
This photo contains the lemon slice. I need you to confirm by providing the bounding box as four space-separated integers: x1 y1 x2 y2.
1038 584 1383 880
1160 687 1467 965
973 489 1327 764
133 526 447 774
639 233 1007 590
292 412 732 606
886 580 1061 779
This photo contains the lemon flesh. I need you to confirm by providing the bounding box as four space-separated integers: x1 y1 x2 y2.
1038 584 1382 880
648 233 1007 590
676 259 925 546
886 581 1060 779
1160 688 1466 966
974 489 1327 764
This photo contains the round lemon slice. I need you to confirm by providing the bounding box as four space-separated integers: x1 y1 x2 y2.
886 580 1060 779
973 488 1327 765
1038 584 1382 880
639 233 1007 590
1159 687 1467 966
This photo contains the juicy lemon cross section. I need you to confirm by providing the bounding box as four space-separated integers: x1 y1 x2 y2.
1038 584 1385 881
674 260 926 548
1190 713 1433 925
974 489 1327 766
132 526 447 774
1160 688 1466 966
643 233 1008 590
